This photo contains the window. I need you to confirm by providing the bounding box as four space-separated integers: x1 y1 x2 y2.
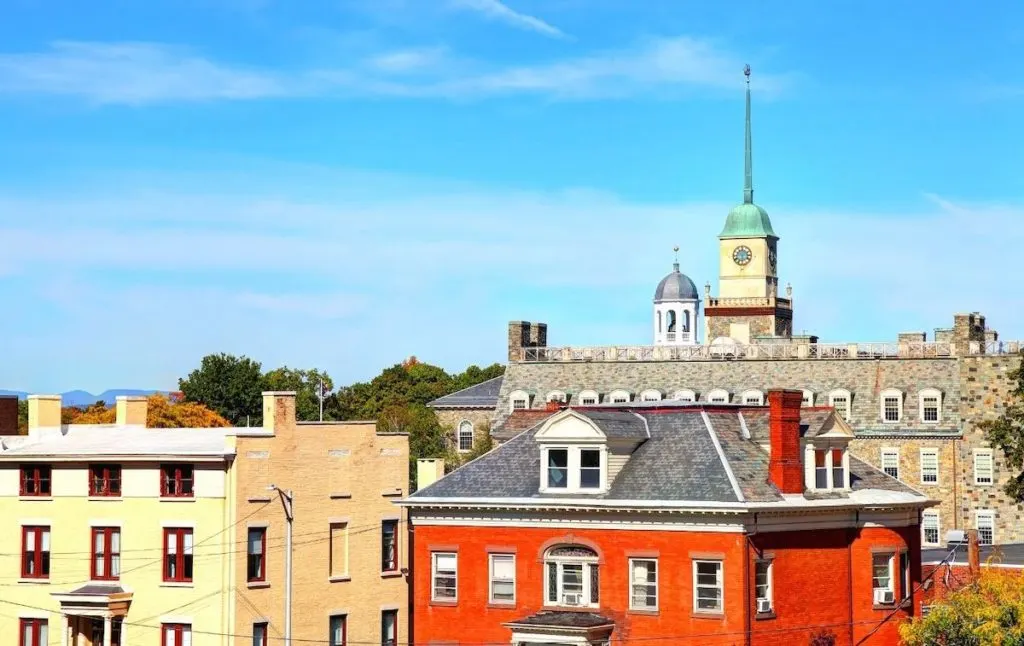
544 546 599 607
881 389 902 423
881 449 899 479
828 390 851 421
381 520 398 573
510 390 529 412
976 511 995 546
707 389 730 403
20 619 48 646
161 624 191 646
831 449 845 487
974 450 994 485
160 464 194 498
919 389 942 423
801 390 814 407
431 552 457 601
693 560 723 613
547 448 568 489
673 389 696 403
252 623 267 646
457 421 474 452
580 449 601 488
920 449 939 484
20 465 51 497
381 610 397 646
541 447 604 493
755 559 773 613
922 511 940 547
815 449 829 489
872 553 894 593
91 527 120 581
900 552 910 601
578 390 599 406
163 528 194 582
609 390 631 404
247 528 266 582
21 526 50 579
329 522 348 579
546 391 567 403
489 554 515 603
640 390 662 402
89 464 121 497
629 558 658 610
742 390 764 406
328 615 346 646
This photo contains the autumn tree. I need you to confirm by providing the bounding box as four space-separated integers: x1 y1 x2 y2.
979 358 1024 501
17 400 28 434
262 367 333 422
67 395 230 428
900 569 1024 645
179 353 264 426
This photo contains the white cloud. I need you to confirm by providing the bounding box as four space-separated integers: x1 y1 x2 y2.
0 37 790 104
449 0 568 39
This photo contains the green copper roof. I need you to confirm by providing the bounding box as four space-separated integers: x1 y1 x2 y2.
720 65 776 240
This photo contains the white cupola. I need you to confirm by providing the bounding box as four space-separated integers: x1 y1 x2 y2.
653 248 700 346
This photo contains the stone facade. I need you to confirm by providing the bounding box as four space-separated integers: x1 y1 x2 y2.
705 311 791 340
432 407 493 451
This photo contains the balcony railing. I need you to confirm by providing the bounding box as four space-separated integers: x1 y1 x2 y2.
706 296 792 310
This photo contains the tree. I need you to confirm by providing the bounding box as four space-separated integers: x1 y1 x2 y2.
17 400 28 434
979 358 1024 501
444 422 494 469
451 363 506 392
179 353 264 426
376 403 448 490
262 367 334 422
900 569 1024 645
66 395 231 428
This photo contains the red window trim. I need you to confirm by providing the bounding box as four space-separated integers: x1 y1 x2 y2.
89 464 122 497
21 526 50 579
252 622 268 646
247 528 266 583
91 527 120 581
19 465 52 497
20 619 47 646
162 528 193 583
161 623 190 646
329 615 347 646
160 464 195 498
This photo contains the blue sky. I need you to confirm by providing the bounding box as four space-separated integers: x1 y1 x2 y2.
1 0 1022 393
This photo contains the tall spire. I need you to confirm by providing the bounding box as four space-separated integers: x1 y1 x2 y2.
743 64 753 205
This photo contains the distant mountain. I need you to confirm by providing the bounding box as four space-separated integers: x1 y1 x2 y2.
0 389 163 406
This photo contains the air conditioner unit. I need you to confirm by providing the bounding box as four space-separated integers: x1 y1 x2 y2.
945 529 967 546
874 588 895 605
756 598 772 614
562 593 582 606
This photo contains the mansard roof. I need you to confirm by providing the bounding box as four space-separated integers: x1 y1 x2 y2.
427 376 504 409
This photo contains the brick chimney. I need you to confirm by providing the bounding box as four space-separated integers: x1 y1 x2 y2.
768 389 805 494
116 396 148 426
0 396 18 435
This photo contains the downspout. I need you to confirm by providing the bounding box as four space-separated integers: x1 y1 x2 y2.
744 513 757 646
848 511 856 645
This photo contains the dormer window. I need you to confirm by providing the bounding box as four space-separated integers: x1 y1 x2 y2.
546 391 567 403
509 390 530 412
802 390 814 407
609 390 631 404
640 389 662 402
707 389 730 404
578 390 599 405
673 389 696 403
808 446 849 490
541 446 606 493
741 390 765 406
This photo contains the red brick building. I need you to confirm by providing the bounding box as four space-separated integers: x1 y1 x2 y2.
402 391 934 645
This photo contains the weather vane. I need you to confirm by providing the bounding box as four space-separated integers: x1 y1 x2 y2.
744 64 751 83
673 245 680 263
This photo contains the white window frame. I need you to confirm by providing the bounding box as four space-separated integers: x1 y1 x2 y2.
509 390 529 412
639 389 662 403
457 420 474 453
880 448 900 480
543 548 599 608
741 389 765 406
540 445 607 494
880 388 903 423
692 560 724 614
430 552 458 602
801 390 815 407
608 389 631 404
673 389 697 403
974 449 994 486
828 389 852 421
807 444 850 491
628 558 658 611
488 553 516 604
578 390 600 406
920 448 939 485
754 559 773 613
921 511 940 547
546 390 567 403
872 553 894 593
976 510 995 546
918 388 942 424
706 389 730 404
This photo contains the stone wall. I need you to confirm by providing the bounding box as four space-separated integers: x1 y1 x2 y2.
433 408 493 450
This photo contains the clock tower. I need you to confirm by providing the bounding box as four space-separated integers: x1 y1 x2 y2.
704 65 793 344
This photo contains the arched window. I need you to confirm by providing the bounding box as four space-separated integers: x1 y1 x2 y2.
706 389 730 404
577 390 600 406
918 388 942 423
673 389 697 403
546 390 567 403
880 388 903 423
609 390 631 404
640 389 662 402
667 311 677 333
682 310 691 332
544 545 599 607
509 390 530 412
741 390 765 406
657 311 662 334
802 390 815 407
457 420 474 452
828 389 852 421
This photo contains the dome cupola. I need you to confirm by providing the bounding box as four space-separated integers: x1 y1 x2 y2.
653 247 701 346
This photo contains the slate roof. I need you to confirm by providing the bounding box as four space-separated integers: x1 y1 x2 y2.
507 610 615 629
428 376 504 409
64 584 129 596
492 410 553 441
411 404 929 509
0 426 232 459
742 407 836 440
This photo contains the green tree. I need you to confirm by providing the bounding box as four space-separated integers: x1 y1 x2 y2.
376 403 448 490
179 353 264 426
444 422 494 468
17 400 28 434
451 363 505 392
262 366 334 422
979 358 1024 501
900 569 1024 645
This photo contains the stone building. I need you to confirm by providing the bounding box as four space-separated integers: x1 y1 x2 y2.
428 67 1024 547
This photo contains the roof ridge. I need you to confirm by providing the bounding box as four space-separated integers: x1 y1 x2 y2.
700 411 745 502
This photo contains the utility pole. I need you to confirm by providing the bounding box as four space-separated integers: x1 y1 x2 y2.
316 377 329 422
268 485 294 646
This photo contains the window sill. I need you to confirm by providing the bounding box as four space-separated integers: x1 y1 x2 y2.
159 497 196 502
691 611 725 619
543 604 600 612
627 608 660 616
486 602 516 610
329 492 352 500
87 496 122 502
18 496 52 501
328 575 351 583
872 603 897 611
17 578 50 584
160 581 194 588
429 599 458 607
248 496 272 503
247 581 271 589
755 611 776 621
380 571 403 579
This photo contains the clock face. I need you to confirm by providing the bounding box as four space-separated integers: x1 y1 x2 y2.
732 245 753 266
